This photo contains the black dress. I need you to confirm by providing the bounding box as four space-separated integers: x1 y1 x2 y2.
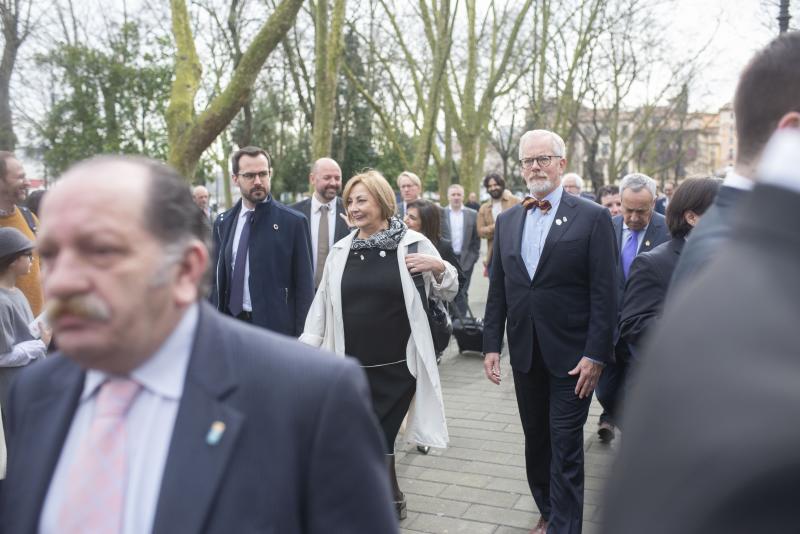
341 247 415 453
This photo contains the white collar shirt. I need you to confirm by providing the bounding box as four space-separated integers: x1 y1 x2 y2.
40 304 199 534
521 186 563 279
448 207 464 255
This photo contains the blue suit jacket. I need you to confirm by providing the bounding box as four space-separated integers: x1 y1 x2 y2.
483 190 618 375
0 303 397 534
210 197 314 336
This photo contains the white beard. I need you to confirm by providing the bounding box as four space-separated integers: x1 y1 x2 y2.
528 178 555 197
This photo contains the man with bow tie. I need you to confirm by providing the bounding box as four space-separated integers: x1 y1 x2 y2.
483 129 617 534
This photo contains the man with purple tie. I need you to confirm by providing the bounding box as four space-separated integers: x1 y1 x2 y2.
596 173 669 443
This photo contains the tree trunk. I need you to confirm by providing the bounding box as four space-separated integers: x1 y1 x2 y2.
311 0 347 160
166 0 304 179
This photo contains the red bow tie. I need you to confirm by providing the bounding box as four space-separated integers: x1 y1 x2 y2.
522 197 552 214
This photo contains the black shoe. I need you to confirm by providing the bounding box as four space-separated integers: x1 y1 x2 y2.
417 445 430 454
598 421 616 443
394 498 407 520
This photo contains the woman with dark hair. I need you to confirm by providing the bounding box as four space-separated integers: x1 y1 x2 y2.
619 177 722 354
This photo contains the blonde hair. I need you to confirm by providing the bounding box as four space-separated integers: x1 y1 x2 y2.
343 170 397 221
396 171 422 189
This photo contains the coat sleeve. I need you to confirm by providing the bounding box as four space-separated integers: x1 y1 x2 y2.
418 238 458 302
482 214 507 354
292 215 316 336
208 215 223 308
619 253 663 352
306 359 399 533
584 208 618 362
299 258 331 348
468 212 481 269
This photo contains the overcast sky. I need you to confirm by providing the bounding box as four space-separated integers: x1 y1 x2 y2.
662 0 790 111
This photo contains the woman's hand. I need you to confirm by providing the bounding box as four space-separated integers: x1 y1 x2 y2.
406 253 445 282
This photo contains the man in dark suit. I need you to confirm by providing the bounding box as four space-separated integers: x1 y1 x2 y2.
440 183 480 314
210 146 314 336
0 155 398 534
653 181 674 215
290 158 350 288
602 124 800 534
483 129 617 534
595 173 669 443
619 177 720 355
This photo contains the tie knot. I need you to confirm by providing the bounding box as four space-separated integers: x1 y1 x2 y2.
319 203 329 213
95 378 141 418
244 210 254 221
522 197 552 214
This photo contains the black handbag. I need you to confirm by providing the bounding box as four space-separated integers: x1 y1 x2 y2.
409 243 452 354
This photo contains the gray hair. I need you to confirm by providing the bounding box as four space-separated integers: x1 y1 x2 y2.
519 130 567 158
563 173 583 189
619 173 657 198
447 183 464 194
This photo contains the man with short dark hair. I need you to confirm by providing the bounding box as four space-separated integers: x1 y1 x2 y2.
210 146 314 336
670 32 800 290
597 185 622 217
0 152 41 316
477 173 519 273
0 155 398 534
290 158 350 288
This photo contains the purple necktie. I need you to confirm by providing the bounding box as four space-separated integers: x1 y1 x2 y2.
228 210 253 316
621 229 640 279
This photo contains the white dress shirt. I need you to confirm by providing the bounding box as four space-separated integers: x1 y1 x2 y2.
310 195 337 273
40 305 199 534
521 186 563 279
448 207 464 256
757 127 800 193
723 169 755 191
232 205 255 312
491 200 502 221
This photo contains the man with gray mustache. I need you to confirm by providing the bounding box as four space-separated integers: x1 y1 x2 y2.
0 155 398 533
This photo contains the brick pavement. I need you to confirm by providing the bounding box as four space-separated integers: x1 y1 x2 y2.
395 263 618 534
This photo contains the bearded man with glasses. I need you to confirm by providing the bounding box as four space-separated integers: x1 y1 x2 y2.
483 130 617 534
209 146 314 336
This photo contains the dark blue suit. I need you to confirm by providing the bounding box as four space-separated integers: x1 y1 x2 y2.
210 197 314 336
0 303 398 534
483 190 617 533
596 212 669 427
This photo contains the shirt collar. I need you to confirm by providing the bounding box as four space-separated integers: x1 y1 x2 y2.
723 169 755 191
311 194 336 213
81 304 200 402
528 185 564 215
622 221 649 234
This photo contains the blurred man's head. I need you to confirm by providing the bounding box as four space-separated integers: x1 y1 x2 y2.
619 173 657 231
734 32 800 174
0 152 30 207
448 184 464 209
38 156 209 375
663 181 676 199
468 192 478 204
396 171 422 202
192 185 210 211
483 173 506 200
597 185 622 217
562 173 584 195
310 158 342 202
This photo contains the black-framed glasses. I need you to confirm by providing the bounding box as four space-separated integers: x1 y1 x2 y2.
236 170 270 181
519 156 561 169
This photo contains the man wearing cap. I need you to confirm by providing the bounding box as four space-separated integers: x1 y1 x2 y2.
0 155 398 533
0 152 41 316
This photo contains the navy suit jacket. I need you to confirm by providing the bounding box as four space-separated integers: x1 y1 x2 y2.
210 197 314 336
0 303 397 534
654 196 667 215
440 206 481 273
619 237 684 352
483 191 618 375
289 196 350 244
612 212 670 308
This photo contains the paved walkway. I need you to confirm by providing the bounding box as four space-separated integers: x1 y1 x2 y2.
396 264 617 534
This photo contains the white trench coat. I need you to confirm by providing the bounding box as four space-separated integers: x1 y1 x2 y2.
300 229 457 448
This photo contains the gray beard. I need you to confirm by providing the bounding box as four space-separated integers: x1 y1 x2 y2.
528 180 554 197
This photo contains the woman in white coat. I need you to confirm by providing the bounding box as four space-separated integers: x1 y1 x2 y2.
300 170 457 520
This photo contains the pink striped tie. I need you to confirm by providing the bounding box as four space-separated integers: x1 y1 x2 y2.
57 377 142 533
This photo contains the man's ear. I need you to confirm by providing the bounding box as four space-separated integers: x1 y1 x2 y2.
777 111 800 130
173 240 209 306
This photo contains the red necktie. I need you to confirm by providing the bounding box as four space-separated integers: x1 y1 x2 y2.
522 197 552 214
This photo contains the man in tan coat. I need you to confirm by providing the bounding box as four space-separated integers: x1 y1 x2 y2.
477 173 519 273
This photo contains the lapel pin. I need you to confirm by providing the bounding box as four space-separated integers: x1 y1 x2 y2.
563 216 568 222
379 250 386 257
273 223 279 231
555 219 562 226
645 240 651 247
206 421 226 446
